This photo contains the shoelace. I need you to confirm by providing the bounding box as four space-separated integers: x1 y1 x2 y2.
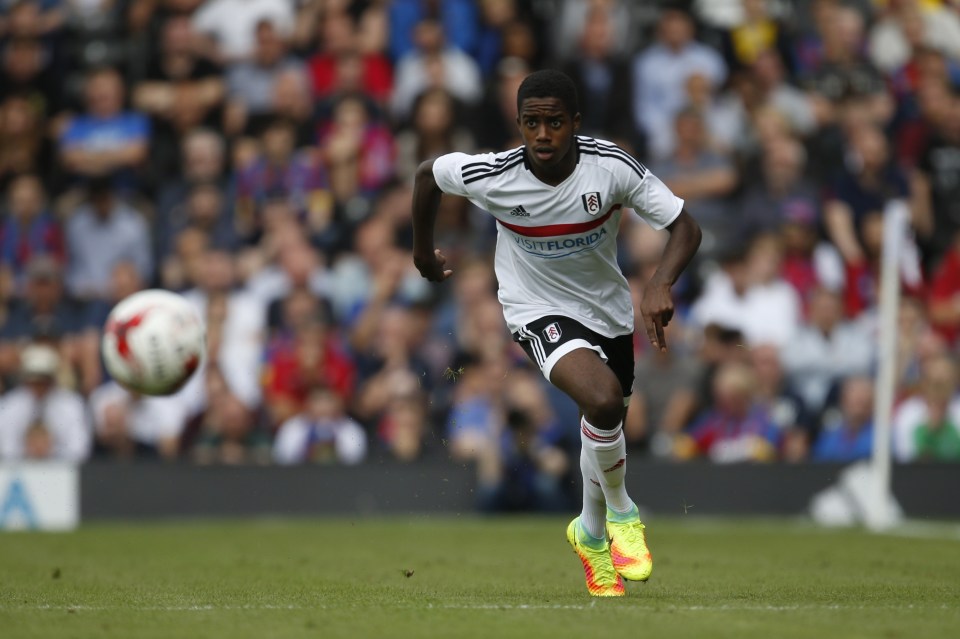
613 520 647 547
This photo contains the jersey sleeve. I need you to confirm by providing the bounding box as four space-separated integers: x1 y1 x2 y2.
432 152 473 197
622 170 684 231
432 151 503 201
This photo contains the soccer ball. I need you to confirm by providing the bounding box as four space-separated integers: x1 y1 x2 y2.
102 289 205 396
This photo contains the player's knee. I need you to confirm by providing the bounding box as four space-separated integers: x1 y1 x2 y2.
581 381 624 430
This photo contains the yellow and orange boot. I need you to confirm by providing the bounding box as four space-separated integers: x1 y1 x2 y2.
566 517 625 597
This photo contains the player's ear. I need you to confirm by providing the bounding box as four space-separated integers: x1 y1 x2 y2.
573 112 582 132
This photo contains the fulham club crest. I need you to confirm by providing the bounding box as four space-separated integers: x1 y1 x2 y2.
581 192 602 215
543 322 562 343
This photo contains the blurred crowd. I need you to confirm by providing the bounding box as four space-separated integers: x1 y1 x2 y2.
1 0 960 511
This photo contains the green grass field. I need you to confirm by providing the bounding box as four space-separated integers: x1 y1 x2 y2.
1 517 958 639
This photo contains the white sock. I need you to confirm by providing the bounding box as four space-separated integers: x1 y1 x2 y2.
580 416 633 514
579 448 606 539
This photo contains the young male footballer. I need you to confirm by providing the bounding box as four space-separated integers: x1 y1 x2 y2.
411 70 702 597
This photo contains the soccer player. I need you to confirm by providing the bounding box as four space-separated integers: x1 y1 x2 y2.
411 70 702 597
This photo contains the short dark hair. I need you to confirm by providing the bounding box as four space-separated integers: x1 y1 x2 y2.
516 69 579 117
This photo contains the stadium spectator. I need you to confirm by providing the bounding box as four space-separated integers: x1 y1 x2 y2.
262 317 355 428
181 248 265 416
187 367 270 465
0 343 90 461
0 255 93 389
394 88 475 183
191 0 294 64
375 390 433 462
351 302 430 427
823 125 910 268
234 118 330 242
559 4 639 150
272 386 366 465
133 15 225 179
478 368 575 513
157 181 235 266
0 174 64 296
318 94 395 204
389 17 483 121
867 0 960 75
156 128 229 227
64 179 152 301
0 37 61 116
893 353 960 462
652 106 738 260
269 67 320 149
224 19 307 135
327 217 429 325
841 208 925 320
0 0 65 40
750 343 812 462
387 0 479 62
552 0 638 64
306 9 392 105
631 6 727 159
626 316 703 457
913 95 960 269
58 67 150 190
246 231 329 310
89 381 189 460
812 375 875 462
676 360 782 463
927 231 960 345
690 234 802 348
804 5 894 129
443 353 507 490
781 287 874 417
473 56 528 152
720 0 794 73
751 49 829 139
0 93 49 189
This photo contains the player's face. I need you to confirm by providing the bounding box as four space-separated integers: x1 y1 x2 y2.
517 97 580 174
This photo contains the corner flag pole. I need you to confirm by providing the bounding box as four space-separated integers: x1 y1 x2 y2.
867 199 909 531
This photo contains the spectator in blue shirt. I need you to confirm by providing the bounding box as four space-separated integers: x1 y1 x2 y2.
387 0 478 62
813 376 875 462
58 67 149 190
64 179 152 301
631 7 727 159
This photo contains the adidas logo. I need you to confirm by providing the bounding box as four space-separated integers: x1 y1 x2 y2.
509 205 529 217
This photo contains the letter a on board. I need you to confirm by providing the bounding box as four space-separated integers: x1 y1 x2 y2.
0 477 38 529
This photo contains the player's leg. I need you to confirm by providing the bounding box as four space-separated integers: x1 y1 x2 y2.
514 318 624 596
551 343 653 582
550 347 634 514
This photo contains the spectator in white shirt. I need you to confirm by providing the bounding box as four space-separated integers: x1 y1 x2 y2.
781 287 874 416
390 18 483 121
273 386 366 465
191 0 295 63
0 344 90 462
690 234 801 348
89 381 189 460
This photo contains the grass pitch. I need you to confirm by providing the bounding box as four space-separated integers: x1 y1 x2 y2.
1 517 958 639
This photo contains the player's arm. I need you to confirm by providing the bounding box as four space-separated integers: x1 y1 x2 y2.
411 159 453 282
640 210 701 352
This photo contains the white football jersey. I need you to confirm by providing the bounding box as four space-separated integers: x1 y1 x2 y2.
433 136 684 337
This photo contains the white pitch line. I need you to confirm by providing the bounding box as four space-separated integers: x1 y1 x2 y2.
5 603 955 613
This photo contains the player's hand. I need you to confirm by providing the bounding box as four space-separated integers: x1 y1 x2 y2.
413 248 453 282
640 281 674 352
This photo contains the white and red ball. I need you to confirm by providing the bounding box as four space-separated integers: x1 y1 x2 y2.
101 289 205 396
